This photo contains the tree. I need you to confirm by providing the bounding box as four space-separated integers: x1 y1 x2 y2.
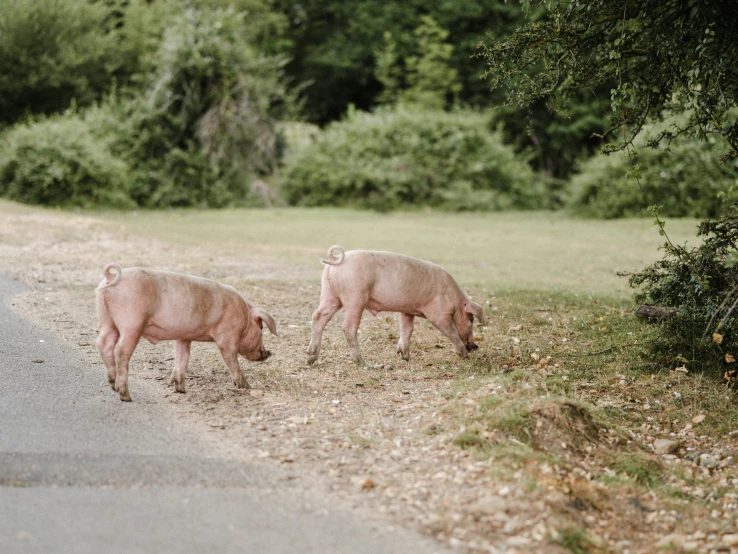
375 16 461 110
101 6 298 208
273 0 524 122
401 16 461 109
0 0 121 125
477 0 738 161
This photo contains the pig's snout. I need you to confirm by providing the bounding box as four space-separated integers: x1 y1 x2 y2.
466 343 479 352
260 349 272 361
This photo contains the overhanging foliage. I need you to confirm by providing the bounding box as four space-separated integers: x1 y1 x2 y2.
478 0 738 160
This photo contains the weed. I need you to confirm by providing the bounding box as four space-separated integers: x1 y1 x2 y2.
602 451 665 488
346 432 374 448
553 526 598 554
453 429 485 450
425 424 445 436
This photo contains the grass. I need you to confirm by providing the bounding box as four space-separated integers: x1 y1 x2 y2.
87 206 702 293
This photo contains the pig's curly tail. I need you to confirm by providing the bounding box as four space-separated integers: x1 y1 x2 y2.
322 245 345 266
98 263 122 289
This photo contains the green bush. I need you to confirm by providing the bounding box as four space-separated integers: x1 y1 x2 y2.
280 106 547 211
0 5 296 210
104 6 295 208
0 0 122 126
0 114 133 208
567 131 738 219
627 211 738 379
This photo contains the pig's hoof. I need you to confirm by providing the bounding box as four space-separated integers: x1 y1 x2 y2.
466 343 479 352
175 384 186 394
234 379 251 390
306 353 318 365
119 390 132 402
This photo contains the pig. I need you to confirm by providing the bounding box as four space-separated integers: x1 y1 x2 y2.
307 245 486 365
96 263 277 402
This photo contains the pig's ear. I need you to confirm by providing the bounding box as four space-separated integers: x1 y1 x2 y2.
252 308 278 336
464 300 486 325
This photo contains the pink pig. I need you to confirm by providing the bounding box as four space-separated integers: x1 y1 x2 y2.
96 263 277 402
307 246 486 365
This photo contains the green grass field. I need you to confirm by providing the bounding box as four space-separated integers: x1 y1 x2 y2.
102 207 702 295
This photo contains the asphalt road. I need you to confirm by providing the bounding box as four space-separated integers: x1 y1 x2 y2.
0 274 448 554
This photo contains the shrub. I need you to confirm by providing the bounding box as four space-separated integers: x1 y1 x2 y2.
280 106 547 211
105 6 296 208
567 130 738 219
0 0 121 125
0 114 133 209
627 211 738 379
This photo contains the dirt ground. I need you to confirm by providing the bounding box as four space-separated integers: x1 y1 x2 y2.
2 206 737 554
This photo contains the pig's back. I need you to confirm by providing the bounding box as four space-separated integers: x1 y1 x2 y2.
103 268 242 338
336 250 460 313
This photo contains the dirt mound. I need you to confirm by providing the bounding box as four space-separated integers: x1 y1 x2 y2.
530 401 599 455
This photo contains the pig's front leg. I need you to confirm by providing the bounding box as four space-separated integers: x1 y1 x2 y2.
429 316 468 358
169 340 190 393
217 343 250 389
307 299 341 365
396 314 415 361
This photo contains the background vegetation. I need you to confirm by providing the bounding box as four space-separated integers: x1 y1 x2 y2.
1 0 734 218
7 0 734 216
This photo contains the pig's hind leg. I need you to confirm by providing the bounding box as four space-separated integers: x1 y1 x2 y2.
341 306 366 365
96 325 119 389
396 314 415 361
307 292 342 365
169 340 190 393
113 328 142 402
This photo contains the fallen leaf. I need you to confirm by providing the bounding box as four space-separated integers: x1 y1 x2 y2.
726 353 736 363
712 333 724 345
692 414 706 425
674 366 688 374
530 352 540 362
361 478 376 490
